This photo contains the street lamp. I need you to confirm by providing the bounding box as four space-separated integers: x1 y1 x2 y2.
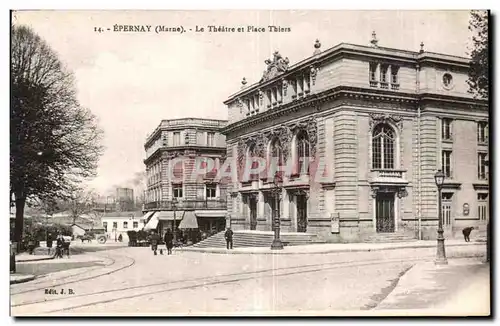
270 172 284 250
434 170 448 265
172 197 178 243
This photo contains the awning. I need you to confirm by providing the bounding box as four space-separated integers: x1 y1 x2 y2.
195 210 227 218
142 211 155 222
143 213 159 230
179 211 198 229
156 211 184 221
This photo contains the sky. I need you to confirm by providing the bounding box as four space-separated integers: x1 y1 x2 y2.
13 10 474 195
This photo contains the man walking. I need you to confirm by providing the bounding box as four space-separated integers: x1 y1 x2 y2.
150 231 160 255
224 228 233 250
164 228 174 255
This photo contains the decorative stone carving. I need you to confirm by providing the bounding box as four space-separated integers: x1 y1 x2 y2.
258 89 264 106
261 51 290 82
237 98 244 114
310 65 319 86
296 189 310 199
282 79 288 96
313 39 321 55
287 117 318 157
265 125 293 162
368 113 403 132
237 139 246 170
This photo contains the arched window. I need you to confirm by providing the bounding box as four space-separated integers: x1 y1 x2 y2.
296 131 310 175
372 123 395 169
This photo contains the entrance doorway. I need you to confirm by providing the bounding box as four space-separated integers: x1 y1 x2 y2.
249 196 257 230
296 194 308 232
376 192 395 233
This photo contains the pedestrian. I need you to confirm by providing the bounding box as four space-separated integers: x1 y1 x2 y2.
224 228 233 250
62 235 71 258
462 226 474 242
46 233 53 256
27 233 36 255
164 228 174 255
118 234 123 242
55 234 64 258
150 231 160 255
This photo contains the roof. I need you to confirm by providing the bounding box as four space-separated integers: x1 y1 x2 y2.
225 42 471 103
102 211 144 218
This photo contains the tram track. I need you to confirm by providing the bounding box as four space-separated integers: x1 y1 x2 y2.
11 252 136 296
12 255 431 314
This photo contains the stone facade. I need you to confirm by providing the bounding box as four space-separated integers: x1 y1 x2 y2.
222 38 489 242
143 118 229 235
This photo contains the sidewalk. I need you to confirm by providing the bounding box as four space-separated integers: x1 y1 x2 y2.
375 258 490 316
180 239 485 255
16 253 54 262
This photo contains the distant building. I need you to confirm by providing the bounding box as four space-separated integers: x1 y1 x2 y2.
101 211 146 242
116 188 134 212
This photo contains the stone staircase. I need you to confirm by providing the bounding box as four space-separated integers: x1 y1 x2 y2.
364 232 417 243
191 230 324 248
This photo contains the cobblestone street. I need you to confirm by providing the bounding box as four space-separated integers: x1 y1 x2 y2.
10 243 488 316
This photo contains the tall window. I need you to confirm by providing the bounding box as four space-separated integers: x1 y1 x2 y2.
478 152 488 180
442 193 453 226
441 118 452 141
478 193 488 221
207 132 215 146
172 184 183 198
477 121 488 143
380 65 388 83
372 124 395 169
296 131 310 175
123 221 128 229
206 183 217 198
173 132 181 146
103 222 108 231
369 63 377 81
391 66 399 84
442 150 452 178
133 221 139 229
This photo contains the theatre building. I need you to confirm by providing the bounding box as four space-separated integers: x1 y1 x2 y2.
142 118 228 238
222 34 489 242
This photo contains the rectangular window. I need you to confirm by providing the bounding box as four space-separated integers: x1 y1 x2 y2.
369 63 377 81
478 193 488 221
478 153 488 180
442 118 452 141
477 121 488 143
133 221 138 229
304 73 311 93
380 65 388 83
391 66 399 84
207 132 215 147
442 150 452 178
173 184 183 198
206 183 217 199
173 132 180 146
123 221 128 229
112 222 117 229
103 222 108 231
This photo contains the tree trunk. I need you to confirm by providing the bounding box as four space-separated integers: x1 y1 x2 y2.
15 192 26 249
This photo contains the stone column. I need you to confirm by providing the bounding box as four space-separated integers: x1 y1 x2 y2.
282 188 289 220
258 191 265 220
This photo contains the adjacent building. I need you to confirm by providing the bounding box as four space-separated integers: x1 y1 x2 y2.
222 34 489 242
142 118 229 237
101 211 146 241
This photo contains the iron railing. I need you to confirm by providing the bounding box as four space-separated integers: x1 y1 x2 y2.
144 199 227 210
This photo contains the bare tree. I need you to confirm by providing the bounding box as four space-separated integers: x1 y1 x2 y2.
10 25 104 244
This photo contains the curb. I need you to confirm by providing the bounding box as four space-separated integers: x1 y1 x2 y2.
179 242 486 255
16 255 55 263
10 274 36 285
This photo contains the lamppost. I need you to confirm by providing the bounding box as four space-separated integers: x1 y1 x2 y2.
270 172 284 250
434 170 448 265
172 197 178 243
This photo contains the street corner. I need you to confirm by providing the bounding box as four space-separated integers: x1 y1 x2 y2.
10 273 36 285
